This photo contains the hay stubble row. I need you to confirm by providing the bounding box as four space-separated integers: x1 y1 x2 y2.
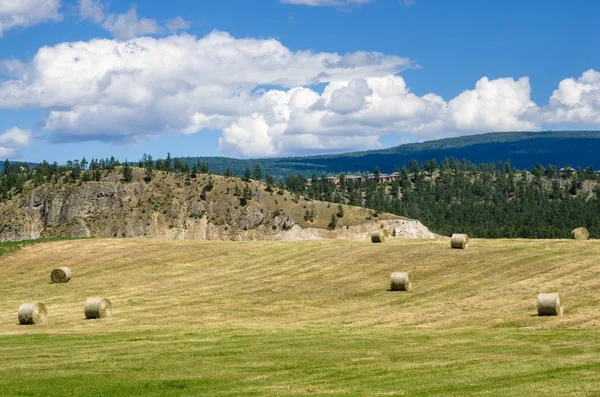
1 237 598 334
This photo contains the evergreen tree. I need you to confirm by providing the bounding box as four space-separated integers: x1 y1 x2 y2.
328 213 337 230
144 154 154 182
122 160 133 183
373 166 381 183
165 153 172 173
242 167 252 182
265 174 275 192
253 163 263 181
336 202 344 218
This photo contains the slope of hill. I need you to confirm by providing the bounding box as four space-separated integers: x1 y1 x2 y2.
0 169 434 242
0 238 599 395
182 131 600 177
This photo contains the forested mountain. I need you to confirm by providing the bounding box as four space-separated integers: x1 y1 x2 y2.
179 131 600 178
292 158 600 239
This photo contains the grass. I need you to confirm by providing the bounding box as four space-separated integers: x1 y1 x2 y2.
1 238 600 396
0 238 80 257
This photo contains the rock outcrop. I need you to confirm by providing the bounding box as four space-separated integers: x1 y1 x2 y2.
0 176 437 242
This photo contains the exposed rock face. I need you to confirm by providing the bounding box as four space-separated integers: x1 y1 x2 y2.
256 219 436 241
273 214 295 230
0 180 437 242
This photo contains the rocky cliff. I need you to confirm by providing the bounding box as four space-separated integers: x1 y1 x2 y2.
0 171 436 242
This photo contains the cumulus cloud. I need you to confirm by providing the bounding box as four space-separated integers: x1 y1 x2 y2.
166 16 190 32
0 58 26 77
217 75 539 156
0 31 411 103
0 0 62 37
0 127 32 158
0 30 597 157
0 32 413 155
79 0 104 23
445 77 538 132
78 1 188 40
102 6 159 40
541 69 600 126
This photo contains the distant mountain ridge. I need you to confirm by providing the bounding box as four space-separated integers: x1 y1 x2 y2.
181 130 600 177
6 131 600 177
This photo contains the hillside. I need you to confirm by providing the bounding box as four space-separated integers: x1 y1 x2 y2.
0 168 434 243
1 238 599 395
180 131 600 177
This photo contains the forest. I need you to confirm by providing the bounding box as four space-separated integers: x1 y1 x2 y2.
1 154 599 239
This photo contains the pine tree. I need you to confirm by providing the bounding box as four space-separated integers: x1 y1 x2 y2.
144 154 154 182
336 202 344 218
253 163 263 181
328 213 337 230
242 167 252 182
165 153 172 173
265 174 275 192
122 160 133 183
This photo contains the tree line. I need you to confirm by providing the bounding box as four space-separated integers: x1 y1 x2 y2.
2 154 600 239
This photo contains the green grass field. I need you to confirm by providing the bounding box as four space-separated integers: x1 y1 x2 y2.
1 238 599 396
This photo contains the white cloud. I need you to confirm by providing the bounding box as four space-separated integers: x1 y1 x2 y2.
78 1 188 40
281 0 370 6
217 75 539 156
102 6 159 41
0 30 597 157
166 16 189 32
0 127 32 158
0 58 26 77
79 0 104 24
445 76 538 132
328 78 372 114
540 69 600 126
0 31 412 107
0 32 412 155
0 0 62 37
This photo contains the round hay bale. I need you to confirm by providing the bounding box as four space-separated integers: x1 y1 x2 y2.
18 302 48 325
570 227 589 240
537 293 564 316
371 230 389 243
390 272 411 291
84 298 112 319
451 233 469 249
50 266 72 283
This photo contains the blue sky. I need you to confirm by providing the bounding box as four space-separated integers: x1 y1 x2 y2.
0 0 599 163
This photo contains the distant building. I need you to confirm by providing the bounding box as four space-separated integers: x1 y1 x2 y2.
314 171 401 186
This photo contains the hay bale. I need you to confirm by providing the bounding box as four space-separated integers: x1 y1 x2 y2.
84 298 112 319
50 266 72 283
570 227 589 240
451 233 469 249
371 230 389 243
537 293 564 316
18 302 48 325
390 272 411 291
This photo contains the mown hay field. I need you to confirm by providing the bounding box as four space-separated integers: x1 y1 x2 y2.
1 238 600 396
